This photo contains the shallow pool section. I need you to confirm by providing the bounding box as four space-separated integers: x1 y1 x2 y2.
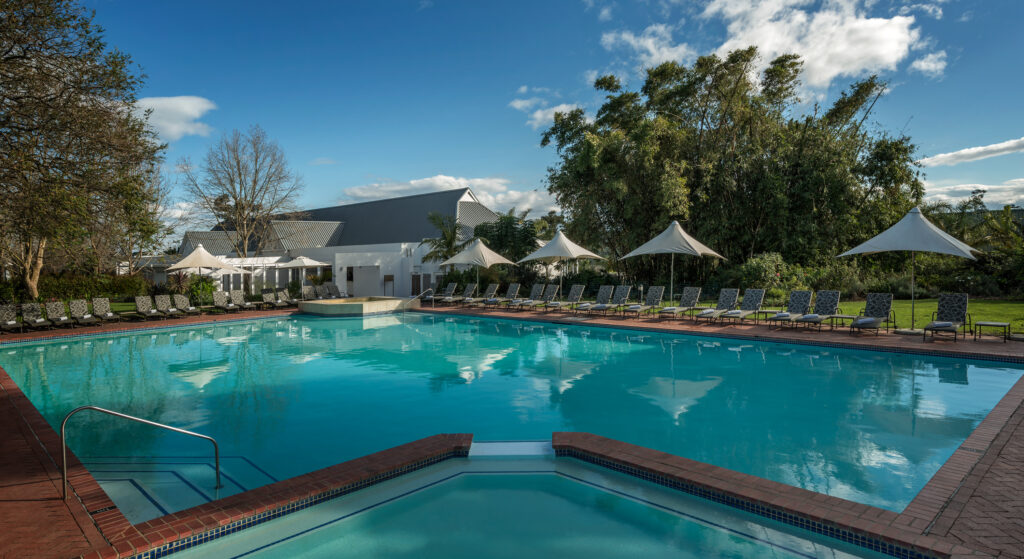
1 313 1021 520
172 453 884 559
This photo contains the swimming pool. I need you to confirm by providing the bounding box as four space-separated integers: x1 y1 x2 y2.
171 452 884 559
2 313 1020 522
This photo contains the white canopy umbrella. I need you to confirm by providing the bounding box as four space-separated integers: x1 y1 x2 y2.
518 231 604 295
441 239 515 287
621 221 725 300
838 207 980 329
278 255 331 295
167 244 244 305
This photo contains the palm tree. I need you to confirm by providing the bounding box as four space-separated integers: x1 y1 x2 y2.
420 212 471 270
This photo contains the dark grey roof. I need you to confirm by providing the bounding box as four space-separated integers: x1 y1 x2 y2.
269 221 344 250
180 231 239 256
295 188 498 246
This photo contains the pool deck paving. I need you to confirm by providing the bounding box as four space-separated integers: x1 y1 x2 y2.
0 306 1022 558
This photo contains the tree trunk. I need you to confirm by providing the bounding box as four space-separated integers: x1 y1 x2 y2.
21 238 47 299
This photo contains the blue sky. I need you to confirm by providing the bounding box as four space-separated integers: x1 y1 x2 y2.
86 0 1024 216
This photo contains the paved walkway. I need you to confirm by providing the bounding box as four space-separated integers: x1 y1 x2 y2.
0 309 294 559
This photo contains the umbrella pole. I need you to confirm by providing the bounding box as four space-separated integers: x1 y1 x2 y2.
911 251 916 330
670 254 675 301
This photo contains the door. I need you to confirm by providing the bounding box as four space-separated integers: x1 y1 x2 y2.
411 274 421 297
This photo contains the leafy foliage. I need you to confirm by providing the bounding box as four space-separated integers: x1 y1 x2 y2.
542 47 924 285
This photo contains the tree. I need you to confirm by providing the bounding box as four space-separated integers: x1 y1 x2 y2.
542 47 924 282
180 125 304 257
0 0 164 297
420 212 470 267
474 213 538 263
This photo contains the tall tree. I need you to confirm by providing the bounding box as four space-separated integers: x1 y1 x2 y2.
0 0 164 297
180 125 304 257
420 212 470 266
542 47 924 281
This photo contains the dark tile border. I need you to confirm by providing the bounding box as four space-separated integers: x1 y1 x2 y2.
414 308 1024 365
552 433 985 559
76 434 472 559
0 311 298 347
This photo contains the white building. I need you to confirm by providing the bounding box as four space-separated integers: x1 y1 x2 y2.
172 188 499 297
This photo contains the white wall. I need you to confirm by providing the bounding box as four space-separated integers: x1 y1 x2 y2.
293 242 444 297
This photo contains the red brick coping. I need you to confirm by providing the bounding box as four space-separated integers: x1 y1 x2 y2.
77 434 472 559
553 433 985 559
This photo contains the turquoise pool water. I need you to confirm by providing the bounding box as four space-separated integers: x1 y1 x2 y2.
173 455 883 559
2 313 1020 520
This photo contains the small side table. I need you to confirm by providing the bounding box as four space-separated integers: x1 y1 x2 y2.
829 314 858 330
974 321 1009 342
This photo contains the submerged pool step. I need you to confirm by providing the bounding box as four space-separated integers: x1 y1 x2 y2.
83 456 278 524
468 440 554 457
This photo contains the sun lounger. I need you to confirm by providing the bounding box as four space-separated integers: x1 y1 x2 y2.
765 290 812 328
850 293 895 335
622 286 664 319
0 304 22 333
589 285 631 316
575 285 612 315
314 285 330 299
301 285 318 300
657 287 702 319
485 283 519 307
213 291 239 313
717 288 765 324
69 299 100 326
45 301 75 327
134 296 164 320
230 289 258 311
173 294 201 315
693 288 739 323
21 303 52 330
463 283 499 306
526 284 560 311
509 284 545 310
791 290 841 331
546 284 585 312
325 283 342 298
424 283 456 304
91 298 122 322
276 289 299 306
154 294 184 318
923 293 970 342
441 284 476 305
263 288 289 309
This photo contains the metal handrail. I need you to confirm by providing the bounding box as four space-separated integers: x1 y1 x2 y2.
60 405 222 500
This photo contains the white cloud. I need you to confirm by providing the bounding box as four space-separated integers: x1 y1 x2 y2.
909 50 947 77
702 0 922 89
310 157 337 166
599 5 613 21
601 24 695 68
924 178 1024 207
921 137 1024 167
508 97 545 111
136 96 217 142
897 3 943 19
584 69 599 86
525 103 582 129
341 175 559 215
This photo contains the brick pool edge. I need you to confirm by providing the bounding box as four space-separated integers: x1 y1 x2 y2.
76 433 473 559
553 432 984 559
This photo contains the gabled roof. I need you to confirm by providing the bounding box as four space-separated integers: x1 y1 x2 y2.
268 221 344 250
180 231 239 256
296 188 498 246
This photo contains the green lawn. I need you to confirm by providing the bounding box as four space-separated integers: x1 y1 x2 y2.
741 297 1024 333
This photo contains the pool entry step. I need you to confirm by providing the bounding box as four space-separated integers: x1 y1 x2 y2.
468 440 554 457
83 456 277 523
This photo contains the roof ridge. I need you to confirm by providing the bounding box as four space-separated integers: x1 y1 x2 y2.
306 187 470 213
